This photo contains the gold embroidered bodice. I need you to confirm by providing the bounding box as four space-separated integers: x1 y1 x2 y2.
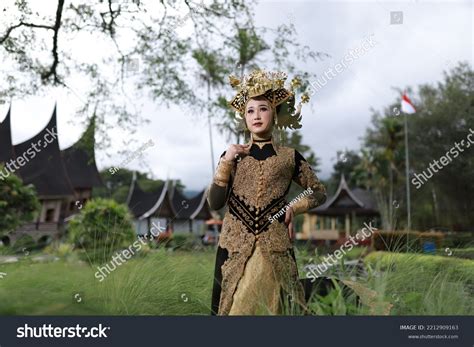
210 141 326 255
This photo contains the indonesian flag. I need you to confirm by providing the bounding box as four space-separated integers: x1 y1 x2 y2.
401 92 416 114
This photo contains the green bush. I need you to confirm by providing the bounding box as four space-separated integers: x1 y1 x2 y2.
446 247 474 260
364 251 474 285
68 198 135 264
442 232 473 249
12 235 36 253
0 167 40 236
372 231 444 252
344 247 368 260
169 233 201 251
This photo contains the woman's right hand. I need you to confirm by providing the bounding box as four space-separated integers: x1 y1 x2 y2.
224 144 251 162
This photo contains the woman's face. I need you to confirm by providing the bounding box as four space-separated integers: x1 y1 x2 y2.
245 98 273 136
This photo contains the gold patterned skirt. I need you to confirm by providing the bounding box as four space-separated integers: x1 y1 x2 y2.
228 245 281 315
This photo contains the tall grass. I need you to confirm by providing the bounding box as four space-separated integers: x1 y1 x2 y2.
0 245 472 315
364 252 474 315
0 248 215 315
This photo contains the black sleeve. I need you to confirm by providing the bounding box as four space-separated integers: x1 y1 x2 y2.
292 150 327 211
206 151 234 211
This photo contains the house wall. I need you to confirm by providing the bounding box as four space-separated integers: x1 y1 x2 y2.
133 217 168 236
64 189 92 217
300 214 340 240
39 199 62 223
173 219 206 234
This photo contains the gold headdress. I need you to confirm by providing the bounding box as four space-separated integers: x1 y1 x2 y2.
228 69 310 130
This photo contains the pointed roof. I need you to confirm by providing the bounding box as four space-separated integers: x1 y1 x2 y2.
324 174 365 207
61 116 103 189
127 178 175 220
127 177 212 221
13 105 75 197
170 183 212 220
310 175 378 216
0 106 15 163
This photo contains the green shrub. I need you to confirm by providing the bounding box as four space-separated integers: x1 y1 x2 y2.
364 251 474 285
372 231 444 252
169 233 201 251
68 198 135 264
0 167 40 236
345 247 368 260
44 242 78 262
12 235 36 253
448 247 474 260
442 232 473 249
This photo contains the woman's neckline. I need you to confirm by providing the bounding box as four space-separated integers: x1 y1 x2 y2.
252 137 272 143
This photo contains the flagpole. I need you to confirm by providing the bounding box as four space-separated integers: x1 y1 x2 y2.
401 91 416 251
404 106 411 251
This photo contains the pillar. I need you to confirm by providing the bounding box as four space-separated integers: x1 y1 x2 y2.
345 213 350 238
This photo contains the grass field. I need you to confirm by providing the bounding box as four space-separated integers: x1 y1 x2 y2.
0 246 472 315
0 248 215 315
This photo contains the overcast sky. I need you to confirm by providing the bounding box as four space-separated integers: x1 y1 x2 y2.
0 0 472 193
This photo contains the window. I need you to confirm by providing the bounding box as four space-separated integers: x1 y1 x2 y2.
45 208 55 222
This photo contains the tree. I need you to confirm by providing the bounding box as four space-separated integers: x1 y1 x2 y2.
68 198 135 264
327 150 362 194
355 147 400 231
0 167 40 236
0 0 255 152
0 1 328 157
193 48 229 174
281 130 320 169
409 62 474 230
356 61 473 231
365 114 405 231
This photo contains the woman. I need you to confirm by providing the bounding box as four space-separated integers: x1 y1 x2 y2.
207 70 327 315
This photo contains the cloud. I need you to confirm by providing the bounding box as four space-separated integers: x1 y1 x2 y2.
1 1 471 189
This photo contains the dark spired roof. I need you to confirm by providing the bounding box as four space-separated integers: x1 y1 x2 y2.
171 185 212 220
13 105 75 197
61 116 103 189
0 106 15 163
310 175 379 216
127 177 174 219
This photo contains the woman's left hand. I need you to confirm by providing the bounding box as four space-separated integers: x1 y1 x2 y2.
284 207 295 241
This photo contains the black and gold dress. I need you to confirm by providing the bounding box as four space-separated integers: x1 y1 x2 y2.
207 137 327 315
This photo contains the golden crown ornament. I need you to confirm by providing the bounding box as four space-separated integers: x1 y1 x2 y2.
228 69 310 130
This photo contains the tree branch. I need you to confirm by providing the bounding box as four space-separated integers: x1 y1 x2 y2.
40 0 65 84
0 22 54 44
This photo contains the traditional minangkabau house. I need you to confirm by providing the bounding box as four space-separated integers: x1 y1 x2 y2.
126 175 173 236
0 104 102 246
1 104 214 246
62 116 103 216
126 175 212 236
0 107 15 164
298 175 379 243
170 182 211 234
